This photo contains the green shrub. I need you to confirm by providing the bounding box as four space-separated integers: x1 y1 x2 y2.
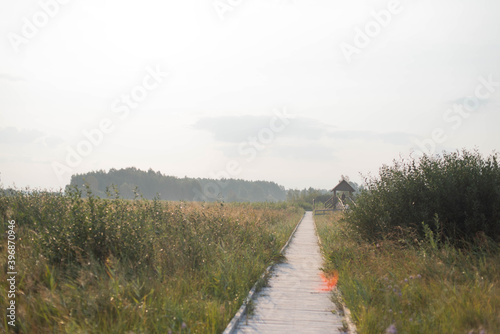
348 149 500 245
295 201 313 211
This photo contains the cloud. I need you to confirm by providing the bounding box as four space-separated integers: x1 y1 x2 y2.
268 143 338 161
326 129 414 146
0 127 62 147
34 135 64 148
193 115 334 142
193 115 414 148
451 97 490 111
0 127 43 144
193 115 271 143
282 117 334 140
0 73 24 82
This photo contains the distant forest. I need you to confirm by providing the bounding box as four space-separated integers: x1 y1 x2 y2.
68 167 287 202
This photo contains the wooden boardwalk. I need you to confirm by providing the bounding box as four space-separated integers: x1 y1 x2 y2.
233 211 345 333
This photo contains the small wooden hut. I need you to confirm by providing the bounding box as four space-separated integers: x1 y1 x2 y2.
331 180 355 199
316 179 356 214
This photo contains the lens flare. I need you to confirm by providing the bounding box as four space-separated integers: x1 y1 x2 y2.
319 271 338 291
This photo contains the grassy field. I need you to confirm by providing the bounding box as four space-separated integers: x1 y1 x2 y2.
0 189 303 333
315 211 500 334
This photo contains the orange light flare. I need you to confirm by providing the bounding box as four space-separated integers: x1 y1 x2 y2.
319 271 339 291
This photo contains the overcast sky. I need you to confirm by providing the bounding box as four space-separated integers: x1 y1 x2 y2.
1 0 499 191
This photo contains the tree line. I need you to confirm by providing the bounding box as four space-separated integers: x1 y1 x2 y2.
68 167 287 202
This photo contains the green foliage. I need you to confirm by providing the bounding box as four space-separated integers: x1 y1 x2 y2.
315 151 500 333
0 189 302 333
347 149 500 245
286 188 331 209
286 180 360 210
69 167 287 202
294 201 313 211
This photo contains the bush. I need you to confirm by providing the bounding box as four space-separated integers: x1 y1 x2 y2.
348 149 500 245
295 201 313 211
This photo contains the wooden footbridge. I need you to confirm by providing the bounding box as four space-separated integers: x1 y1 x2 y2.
223 212 355 334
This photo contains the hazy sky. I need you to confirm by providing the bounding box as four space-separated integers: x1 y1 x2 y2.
1 0 499 191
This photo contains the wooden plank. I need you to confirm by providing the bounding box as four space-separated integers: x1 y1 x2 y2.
233 212 345 333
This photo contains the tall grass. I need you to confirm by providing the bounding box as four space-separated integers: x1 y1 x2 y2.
0 188 302 333
316 212 499 332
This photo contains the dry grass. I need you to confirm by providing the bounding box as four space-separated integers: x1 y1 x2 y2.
0 190 302 333
315 211 500 334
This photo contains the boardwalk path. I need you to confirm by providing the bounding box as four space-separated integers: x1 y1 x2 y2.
234 211 345 333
